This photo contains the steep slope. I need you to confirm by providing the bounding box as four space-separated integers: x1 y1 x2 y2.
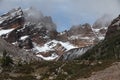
105 15 120 39
0 38 41 62
59 46 91 61
79 62 120 80
92 14 113 40
79 15 120 60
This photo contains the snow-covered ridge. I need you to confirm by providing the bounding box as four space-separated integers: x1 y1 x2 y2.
33 40 77 61
33 40 77 53
0 7 23 25
92 27 107 33
68 35 93 40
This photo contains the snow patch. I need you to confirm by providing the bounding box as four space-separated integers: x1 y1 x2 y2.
33 42 53 53
98 36 104 40
20 35 29 40
0 18 5 24
93 29 100 32
69 35 92 40
36 53 58 61
0 28 14 36
80 37 90 40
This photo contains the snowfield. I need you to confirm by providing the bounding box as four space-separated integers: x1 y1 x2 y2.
33 40 77 53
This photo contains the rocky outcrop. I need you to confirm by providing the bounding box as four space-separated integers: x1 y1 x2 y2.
105 15 120 39
0 7 24 29
0 38 41 62
69 23 93 36
57 23 97 47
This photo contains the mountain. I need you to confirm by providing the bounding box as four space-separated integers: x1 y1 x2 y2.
0 7 120 80
0 7 110 61
78 15 120 60
58 19 113 61
57 23 97 47
0 7 59 60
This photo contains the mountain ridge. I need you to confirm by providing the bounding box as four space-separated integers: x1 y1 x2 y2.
0 7 112 61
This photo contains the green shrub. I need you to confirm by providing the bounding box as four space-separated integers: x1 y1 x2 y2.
1 50 13 67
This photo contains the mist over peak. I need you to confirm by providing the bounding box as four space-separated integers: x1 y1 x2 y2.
0 0 120 31
93 14 114 29
23 7 44 23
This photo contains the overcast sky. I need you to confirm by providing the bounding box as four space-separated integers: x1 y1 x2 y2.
0 0 120 31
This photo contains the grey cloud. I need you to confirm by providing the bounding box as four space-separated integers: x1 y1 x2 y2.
0 0 120 31
1 0 120 16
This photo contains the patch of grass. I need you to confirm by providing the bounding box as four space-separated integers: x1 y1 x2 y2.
11 75 36 80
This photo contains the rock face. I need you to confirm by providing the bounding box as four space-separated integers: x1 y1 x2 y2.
0 7 110 61
57 21 109 48
57 23 96 48
0 38 41 62
105 15 120 39
0 7 24 29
